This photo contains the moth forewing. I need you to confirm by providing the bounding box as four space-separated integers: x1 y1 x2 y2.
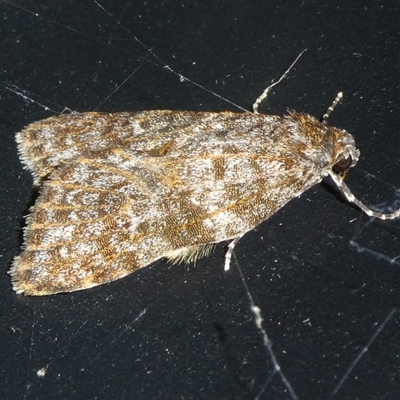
10 103 400 295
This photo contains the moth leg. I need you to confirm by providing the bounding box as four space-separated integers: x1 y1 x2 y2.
252 49 306 113
224 235 244 271
328 171 400 220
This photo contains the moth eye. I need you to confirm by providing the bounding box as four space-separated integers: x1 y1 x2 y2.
333 155 353 174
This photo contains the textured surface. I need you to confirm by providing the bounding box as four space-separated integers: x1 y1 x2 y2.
12 110 359 295
2 2 400 400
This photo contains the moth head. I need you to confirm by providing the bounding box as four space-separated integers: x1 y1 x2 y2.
330 129 360 178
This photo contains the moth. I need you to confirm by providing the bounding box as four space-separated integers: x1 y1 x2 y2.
10 85 400 296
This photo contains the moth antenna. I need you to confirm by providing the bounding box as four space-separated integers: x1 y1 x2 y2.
252 49 307 114
329 170 400 220
322 91 343 124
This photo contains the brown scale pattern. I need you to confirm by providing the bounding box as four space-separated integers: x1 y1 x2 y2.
11 110 359 295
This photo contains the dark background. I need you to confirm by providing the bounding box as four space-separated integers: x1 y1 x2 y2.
1 1 400 399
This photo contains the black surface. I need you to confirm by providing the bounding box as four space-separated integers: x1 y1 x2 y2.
1 1 400 399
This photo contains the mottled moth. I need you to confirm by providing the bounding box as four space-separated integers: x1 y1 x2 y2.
10 88 400 296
